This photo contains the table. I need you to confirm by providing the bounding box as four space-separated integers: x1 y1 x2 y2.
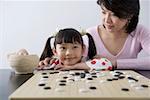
0 69 150 100
0 69 33 100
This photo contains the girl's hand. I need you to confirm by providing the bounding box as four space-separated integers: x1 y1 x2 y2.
38 57 58 69
39 57 51 66
54 64 73 70
54 62 90 71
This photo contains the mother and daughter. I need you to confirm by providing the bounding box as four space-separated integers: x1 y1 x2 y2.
38 0 150 70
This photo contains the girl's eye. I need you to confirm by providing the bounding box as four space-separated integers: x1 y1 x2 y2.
73 45 79 49
60 47 66 50
74 46 77 48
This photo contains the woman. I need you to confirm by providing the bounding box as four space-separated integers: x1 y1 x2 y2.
86 0 150 70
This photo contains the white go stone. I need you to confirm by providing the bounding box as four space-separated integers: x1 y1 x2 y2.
67 74 73 78
126 74 132 78
69 71 75 75
56 78 62 82
66 78 74 83
74 76 80 81
136 75 143 79
135 86 144 90
55 88 64 92
86 80 93 84
40 78 48 82
79 88 88 93
130 83 139 87
100 80 107 83
38 81 47 84
128 80 136 83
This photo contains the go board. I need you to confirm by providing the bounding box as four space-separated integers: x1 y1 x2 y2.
9 70 150 100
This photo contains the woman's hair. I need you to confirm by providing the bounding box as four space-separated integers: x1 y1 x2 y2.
97 0 140 33
40 28 97 61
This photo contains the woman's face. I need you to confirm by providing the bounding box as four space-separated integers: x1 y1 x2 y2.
101 6 128 33
54 42 84 66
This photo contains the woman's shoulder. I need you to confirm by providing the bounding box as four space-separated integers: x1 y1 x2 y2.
131 24 150 37
136 24 150 31
86 25 99 34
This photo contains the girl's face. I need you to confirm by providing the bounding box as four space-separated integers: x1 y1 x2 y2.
54 42 84 66
101 6 128 33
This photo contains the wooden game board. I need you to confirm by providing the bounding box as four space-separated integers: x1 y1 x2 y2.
9 70 150 100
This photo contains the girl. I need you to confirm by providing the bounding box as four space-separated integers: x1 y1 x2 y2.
38 28 113 71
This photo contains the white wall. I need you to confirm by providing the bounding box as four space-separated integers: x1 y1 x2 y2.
0 0 150 68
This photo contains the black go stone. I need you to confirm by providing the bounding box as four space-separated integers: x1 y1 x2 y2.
43 76 49 78
49 72 55 74
54 71 59 74
59 83 66 86
87 78 93 80
44 87 51 90
141 84 149 88
84 70 89 73
114 74 120 77
60 80 66 82
107 79 113 81
89 86 97 90
115 71 124 75
92 76 97 78
91 73 96 75
38 83 46 86
63 76 68 79
75 72 80 76
127 77 138 82
42 73 47 75
118 76 125 79
80 73 86 78
121 88 129 91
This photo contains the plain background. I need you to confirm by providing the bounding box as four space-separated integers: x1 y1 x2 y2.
0 0 150 68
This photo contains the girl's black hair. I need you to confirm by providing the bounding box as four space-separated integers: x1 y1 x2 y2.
86 33 97 59
39 36 54 61
97 0 140 33
40 28 97 61
54 28 84 48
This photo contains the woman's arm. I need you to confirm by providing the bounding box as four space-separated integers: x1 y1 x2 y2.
117 57 150 70
117 25 150 70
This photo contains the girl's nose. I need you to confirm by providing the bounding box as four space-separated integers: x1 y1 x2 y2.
65 49 73 55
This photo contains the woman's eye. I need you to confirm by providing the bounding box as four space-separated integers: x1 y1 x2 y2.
102 11 106 14
111 13 116 16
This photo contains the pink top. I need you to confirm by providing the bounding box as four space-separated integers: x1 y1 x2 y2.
86 24 150 70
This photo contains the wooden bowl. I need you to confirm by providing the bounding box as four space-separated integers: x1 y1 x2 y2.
7 53 39 74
